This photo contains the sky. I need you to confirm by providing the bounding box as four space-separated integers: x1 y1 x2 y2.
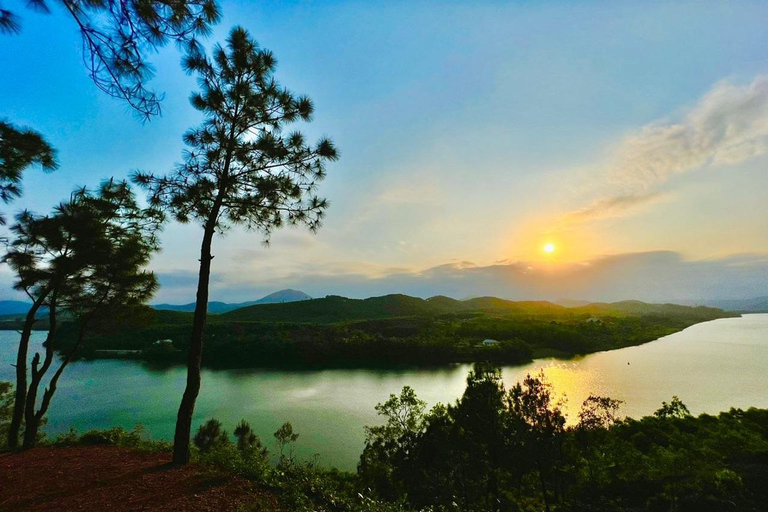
1 0 767 303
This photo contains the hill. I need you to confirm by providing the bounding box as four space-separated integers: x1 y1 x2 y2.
153 289 311 313
50 292 737 369
219 294 568 323
219 293 726 324
703 296 768 313
0 300 48 317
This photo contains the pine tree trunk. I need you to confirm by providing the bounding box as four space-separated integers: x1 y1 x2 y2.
8 297 46 449
23 304 57 449
172 222 217 464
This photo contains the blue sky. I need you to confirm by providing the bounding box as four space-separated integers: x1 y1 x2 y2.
2 0 768 302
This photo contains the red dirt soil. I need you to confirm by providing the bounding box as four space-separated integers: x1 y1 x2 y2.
0 445 280 512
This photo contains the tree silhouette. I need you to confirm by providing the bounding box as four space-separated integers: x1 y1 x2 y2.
3 180 160 448
1 0 220 118
134 26 338 464
0 121 58 225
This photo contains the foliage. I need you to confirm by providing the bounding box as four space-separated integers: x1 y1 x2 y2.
3 179 160 448
54 296 733 370
134 25 338 236
54 424 172 452
0 381 11 449
234 419 268 458
654 395 692 419
41 401 768 512
132 25 337 464
358 365 768 511
0 121 57 224
578 395 624 430
2 0 221 118
194 418 230 453
274 421 300 467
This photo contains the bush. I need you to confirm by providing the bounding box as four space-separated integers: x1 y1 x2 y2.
54 424 171 452
194 418 231 453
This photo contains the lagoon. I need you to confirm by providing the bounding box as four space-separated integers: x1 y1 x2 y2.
1 314 767 470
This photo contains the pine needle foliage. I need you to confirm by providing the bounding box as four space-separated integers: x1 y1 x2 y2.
1 0 221 118
134 26 338 235
2 179 162 448
133 26 338 465
0 121 58 225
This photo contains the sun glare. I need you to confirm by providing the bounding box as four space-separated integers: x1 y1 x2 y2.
543 243 556 254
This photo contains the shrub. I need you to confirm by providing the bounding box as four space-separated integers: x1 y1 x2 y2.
194 418 231 453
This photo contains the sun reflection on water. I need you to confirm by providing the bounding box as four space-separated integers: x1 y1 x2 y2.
501 360 611 425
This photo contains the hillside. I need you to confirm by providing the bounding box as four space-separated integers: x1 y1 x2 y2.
53 293 737 369
0 301 48 317
218 293 728 324
220 294 568 323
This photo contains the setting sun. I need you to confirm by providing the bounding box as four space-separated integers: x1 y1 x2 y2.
544 243 556 254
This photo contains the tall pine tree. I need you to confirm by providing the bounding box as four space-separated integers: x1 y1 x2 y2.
134 26 338 464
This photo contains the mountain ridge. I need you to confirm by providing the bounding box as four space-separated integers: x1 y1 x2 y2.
152 289 312 314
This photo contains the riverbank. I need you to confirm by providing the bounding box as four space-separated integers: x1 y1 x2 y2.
2 315 765 470
48 297 736 370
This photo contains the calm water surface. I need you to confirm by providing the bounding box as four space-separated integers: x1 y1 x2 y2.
1 314 766 470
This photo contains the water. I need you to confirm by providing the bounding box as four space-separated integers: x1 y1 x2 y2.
1 314 767 470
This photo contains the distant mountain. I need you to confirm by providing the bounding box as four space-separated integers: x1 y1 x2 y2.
695 296 768 313
258 289 312 304
0 301 48 317
558 296 768 314
555 299 592 308
153 289 312 314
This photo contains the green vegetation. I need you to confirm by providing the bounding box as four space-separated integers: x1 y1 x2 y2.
52 294 736 369
2 181 160 449
23 367 767 511
355 365 768 511
132 25 339 464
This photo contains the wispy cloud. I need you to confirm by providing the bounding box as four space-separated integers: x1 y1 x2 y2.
559 192 668 224
561 75 768 225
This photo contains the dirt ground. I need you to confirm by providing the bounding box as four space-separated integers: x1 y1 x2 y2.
0 445 280 512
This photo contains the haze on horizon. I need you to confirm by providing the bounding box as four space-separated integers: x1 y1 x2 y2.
2 0 767 304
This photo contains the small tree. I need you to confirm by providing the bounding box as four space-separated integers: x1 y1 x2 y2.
654 396 691 419
578 395 623 431
193 418 230 453
3 180 160 448
274 421 299 466
0 381 12 448
508 372 567 512
134 26 338 464
233 419 267 458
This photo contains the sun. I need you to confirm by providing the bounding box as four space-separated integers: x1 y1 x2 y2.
543 243 556 254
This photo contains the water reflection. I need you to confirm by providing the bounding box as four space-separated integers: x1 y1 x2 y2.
0 314 766 470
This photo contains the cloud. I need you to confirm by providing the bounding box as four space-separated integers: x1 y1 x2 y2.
558 192 668 224
151 251 767 304
561 75 768 225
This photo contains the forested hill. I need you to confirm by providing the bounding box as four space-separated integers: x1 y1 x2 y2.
30 292 734 369
217 294 728 324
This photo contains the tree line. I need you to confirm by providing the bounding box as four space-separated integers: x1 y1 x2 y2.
51 309 701 369
1 0 337 464
357 364 768 511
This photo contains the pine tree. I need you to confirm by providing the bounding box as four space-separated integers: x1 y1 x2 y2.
134 26 338 464
3 179 161 448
